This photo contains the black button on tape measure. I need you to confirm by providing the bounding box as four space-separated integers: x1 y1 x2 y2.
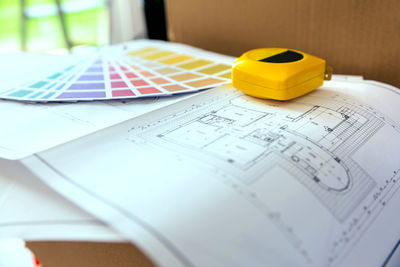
259 50 304 63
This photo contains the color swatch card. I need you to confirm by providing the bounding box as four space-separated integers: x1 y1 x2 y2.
0 40 235 102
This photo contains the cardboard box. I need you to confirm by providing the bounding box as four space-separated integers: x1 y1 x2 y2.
26 241 155 267
26 1 400 265
166 0 400 88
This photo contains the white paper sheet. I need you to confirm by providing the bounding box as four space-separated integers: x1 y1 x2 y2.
22 80 400 266
0 239 35 267
0 52 83 91
0 158 123 241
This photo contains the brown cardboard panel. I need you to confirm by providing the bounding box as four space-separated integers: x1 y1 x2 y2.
26 241 155 267
166 0 400 88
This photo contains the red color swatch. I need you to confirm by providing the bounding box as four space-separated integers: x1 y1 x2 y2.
111 81 128 88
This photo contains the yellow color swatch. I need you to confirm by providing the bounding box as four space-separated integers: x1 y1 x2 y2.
185 78 225 88
142 51 175 60
126 47 158 56
198 64 231 75
218 71 231 79
177 59 213 70
142 62 159 68
159 55 193 65
155 67 180 75
169 73 201 82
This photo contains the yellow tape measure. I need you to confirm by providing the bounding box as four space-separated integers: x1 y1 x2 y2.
232 48 332 100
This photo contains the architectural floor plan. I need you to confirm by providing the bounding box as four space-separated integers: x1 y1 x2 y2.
23 80 400 267
138 88 387 221
130 83 400 265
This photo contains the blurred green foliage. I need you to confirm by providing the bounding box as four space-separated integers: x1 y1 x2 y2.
0 0 107 53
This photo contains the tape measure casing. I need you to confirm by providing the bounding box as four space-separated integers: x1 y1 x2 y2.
232 48 327 100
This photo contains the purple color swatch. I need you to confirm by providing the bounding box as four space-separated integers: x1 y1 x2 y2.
78 75 104 81
68 83 105 90
86 67 103 72
57 91 106 99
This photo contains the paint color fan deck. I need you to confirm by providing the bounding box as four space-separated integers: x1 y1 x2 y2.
0 40 233 102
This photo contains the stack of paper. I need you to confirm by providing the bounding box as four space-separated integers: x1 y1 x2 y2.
2 40 400 267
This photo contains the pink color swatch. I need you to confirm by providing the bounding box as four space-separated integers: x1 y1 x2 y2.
112 89 135 97
110 73 122 79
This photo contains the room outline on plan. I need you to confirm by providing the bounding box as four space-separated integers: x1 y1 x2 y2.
134 91 392 223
